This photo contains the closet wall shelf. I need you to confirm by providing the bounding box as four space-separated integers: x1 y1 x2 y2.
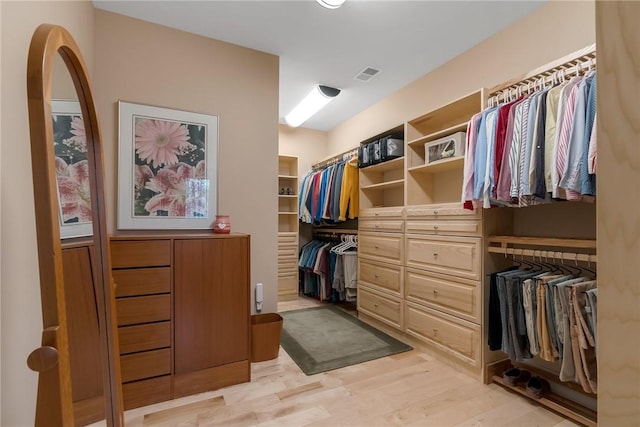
491 374 597 427
278 195 298 198
407 157 464 174
278 175 297 180
360 179 404 191
360 156 404 173
277 211 297 215
407 122 468 147
488 236 597 263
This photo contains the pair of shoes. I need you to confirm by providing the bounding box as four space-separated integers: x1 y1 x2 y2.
526 376 550 399
503 367 530 386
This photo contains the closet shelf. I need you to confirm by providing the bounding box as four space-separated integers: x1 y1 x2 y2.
278 175 297 180
407 122 468 147
492 374 597 427
278 194 298 198
488 236 596 249
278 211 298 215
407 156 464 174
359 156 404 173
360 179 404 191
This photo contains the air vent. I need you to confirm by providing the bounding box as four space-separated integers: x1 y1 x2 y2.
353 67 380 82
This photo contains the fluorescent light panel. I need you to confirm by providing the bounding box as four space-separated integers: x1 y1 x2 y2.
285 85 340 127
316 0 346 9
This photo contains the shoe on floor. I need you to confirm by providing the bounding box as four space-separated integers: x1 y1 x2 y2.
526 376 550 399
502 367 531 386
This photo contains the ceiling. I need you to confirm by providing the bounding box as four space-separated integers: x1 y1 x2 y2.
93 0 546 132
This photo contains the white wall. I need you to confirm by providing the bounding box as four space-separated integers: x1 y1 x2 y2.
278 125 328 178
1 2 95 425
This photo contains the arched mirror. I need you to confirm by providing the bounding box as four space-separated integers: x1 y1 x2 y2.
26 24 123 426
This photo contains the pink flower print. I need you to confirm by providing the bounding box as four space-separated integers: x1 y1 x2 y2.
55 157 92 223
67 116 87 152
135 118 192 168
135 164 154 192
144 161 207 217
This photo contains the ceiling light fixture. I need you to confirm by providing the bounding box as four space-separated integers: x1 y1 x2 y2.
315 0 346 10
284 85 341 128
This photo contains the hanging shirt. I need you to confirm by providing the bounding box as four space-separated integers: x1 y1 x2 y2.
493 99 521 199
552 78 582 199
580 74 597 196
543 81 569 192
461 113 482 207
495 99 523 202
560 72 595 200
588 114 597 174
339 157 359 221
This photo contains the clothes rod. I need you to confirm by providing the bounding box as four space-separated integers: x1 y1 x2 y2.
488 247 597 264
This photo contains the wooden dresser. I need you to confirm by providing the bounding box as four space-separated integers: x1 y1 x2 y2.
110 234 251 410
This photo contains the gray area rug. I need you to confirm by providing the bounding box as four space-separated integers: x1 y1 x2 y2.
280 305 412 375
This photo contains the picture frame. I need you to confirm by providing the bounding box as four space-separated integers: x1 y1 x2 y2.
52 99 93 239
117 101 218 230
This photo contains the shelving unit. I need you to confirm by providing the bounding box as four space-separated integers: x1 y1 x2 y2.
405 90 484 206
277 155 299 301
358 126 405 210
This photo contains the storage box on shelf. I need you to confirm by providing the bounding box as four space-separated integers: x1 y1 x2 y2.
110 234 251 410
358 126 405 210
278 155 299 301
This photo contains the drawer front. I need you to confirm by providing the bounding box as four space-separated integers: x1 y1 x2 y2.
113 267 171 297
117 294 171 326
278 256 298 274
405 303 480 365
120 348 171 383
278 244 299 258
359 232 403 265
278 233 298 246
278 274 299 297
405 235 481 280
122 375 171 411
405 269 479 322
111 240 171 268
359 258 403 296
118 321 171 355
405 219 481 237
357 286 403 330
359 219 404 233
405 203 481 219
359 206 404 219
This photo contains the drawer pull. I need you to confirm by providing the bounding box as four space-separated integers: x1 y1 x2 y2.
374 213 380 216
432 328 438 334
433 225 439 230
374 274 379 279
433 210 439 215
375 224 380 228
433 289 438 295
374 245 379 249
433 253 438 258
374 303 379 308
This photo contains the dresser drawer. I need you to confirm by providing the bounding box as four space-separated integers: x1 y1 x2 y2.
359 206 405 219
405 203 480 220
278 232 298 246
122 375 171 411
118 321 171 355
359 219 404 233
117 294 171 326
111 240 171 268
113 267 171 297
278 244 299 258
405 219 481 237
358 285 403 330
405 234 481 280
359 258 403 296
359 232 403 265
278 256 298 274
120 348 171 383
405 269 479 323
405 302 480 366
278 274 299 297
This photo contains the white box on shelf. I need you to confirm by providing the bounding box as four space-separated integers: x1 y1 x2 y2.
424 132 466 165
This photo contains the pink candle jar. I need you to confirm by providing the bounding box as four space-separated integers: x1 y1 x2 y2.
213 215 231 234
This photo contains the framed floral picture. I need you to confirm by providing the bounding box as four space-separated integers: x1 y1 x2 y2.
52 100 93 239
117 101 218 230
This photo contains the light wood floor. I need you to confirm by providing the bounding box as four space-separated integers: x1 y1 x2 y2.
119 297 578 427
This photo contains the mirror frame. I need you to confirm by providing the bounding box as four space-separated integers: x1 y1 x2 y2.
26 24 123 426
